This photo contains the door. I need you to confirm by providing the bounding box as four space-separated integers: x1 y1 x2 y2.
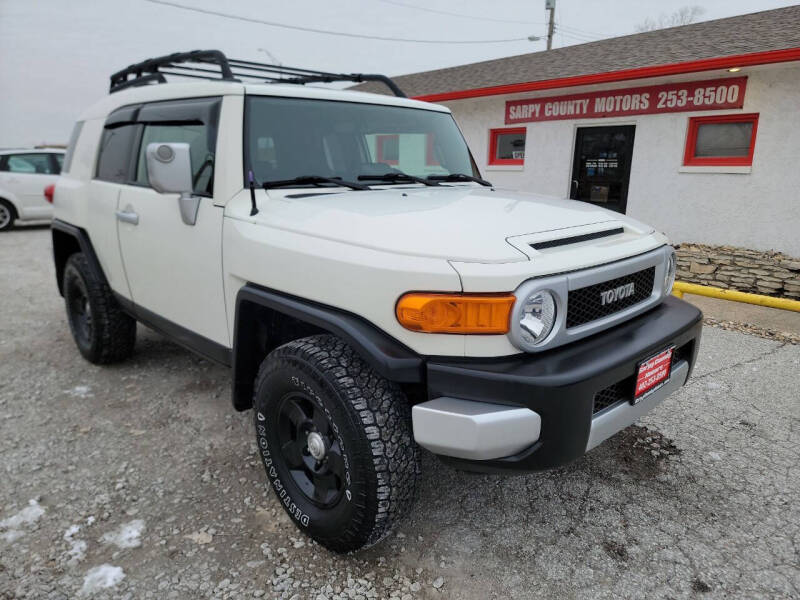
570 125 635 214
116 97 230 348
0 152 60 218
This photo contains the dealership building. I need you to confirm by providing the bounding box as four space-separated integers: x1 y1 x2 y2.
357 6 800 277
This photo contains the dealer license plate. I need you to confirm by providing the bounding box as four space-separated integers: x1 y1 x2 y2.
633 346 674 404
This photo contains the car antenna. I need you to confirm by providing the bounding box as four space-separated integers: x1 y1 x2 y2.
248 170 259 216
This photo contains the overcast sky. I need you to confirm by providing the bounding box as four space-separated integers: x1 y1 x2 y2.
1 0 797 147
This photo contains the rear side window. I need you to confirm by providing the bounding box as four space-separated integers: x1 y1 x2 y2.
0 153 57 174
135 123 215 195
62 121 84 174
96 125 138 183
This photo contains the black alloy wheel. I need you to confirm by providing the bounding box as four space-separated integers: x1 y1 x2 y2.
276 391 347 508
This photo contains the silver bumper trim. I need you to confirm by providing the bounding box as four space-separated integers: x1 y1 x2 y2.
586 360 689 451
412 397 542 461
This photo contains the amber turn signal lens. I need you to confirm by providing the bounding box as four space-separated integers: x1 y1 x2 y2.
396 293 515 334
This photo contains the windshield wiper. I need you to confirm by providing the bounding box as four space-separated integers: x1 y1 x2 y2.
262 175 368 191
427 173 492 187
357 172 440 186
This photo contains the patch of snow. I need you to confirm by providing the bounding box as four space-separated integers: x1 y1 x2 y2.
65 385 93 398
64 525 87 565
86 516 96 526
64 524 81 539
66 539 88 565
80 564 125 596
2 529 25 542
101 519 144 549
0 499 45 542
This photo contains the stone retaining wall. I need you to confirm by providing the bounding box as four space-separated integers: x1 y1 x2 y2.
675 244 800 299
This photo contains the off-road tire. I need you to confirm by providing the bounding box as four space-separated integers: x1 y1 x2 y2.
253 334 419 553
63 253 136 364
0 199 16 231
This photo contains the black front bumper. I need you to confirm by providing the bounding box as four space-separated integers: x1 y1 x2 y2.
425 296 703 473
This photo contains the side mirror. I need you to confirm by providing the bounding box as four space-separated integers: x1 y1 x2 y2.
145 142 200 225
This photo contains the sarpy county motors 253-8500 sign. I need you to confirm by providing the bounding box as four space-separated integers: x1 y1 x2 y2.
505 76 747 124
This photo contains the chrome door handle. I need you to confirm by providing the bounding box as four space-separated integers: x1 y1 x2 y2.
116 207 139 225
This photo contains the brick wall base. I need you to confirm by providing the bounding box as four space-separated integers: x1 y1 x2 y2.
675 244 800 299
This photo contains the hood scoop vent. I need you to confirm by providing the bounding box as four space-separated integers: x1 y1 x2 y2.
530 227 625 250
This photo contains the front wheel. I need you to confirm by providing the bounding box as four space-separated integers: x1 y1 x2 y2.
253 335 419 553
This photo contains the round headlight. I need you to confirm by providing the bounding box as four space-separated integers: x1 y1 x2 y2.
518 290 557 347
664 250 677 295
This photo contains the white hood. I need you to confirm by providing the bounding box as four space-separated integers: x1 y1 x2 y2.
253 186 650 263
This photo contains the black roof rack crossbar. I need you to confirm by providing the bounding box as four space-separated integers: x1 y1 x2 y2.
110 50 235 93
109 49 406 97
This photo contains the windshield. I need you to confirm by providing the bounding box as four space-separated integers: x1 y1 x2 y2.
245 96 478 185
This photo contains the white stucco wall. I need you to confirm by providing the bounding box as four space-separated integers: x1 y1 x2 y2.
444 63 800 256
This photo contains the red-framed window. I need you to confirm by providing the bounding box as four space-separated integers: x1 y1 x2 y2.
376 134 399 165
488 127 526 166
425 133 440 166
683 113 759 167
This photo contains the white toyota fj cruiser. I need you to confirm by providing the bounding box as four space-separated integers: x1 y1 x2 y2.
52 51 702 552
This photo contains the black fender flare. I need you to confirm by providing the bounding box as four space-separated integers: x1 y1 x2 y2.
51 219 109 295
232 284 424 410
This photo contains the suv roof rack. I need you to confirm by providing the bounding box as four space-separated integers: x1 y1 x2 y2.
109 49 406 98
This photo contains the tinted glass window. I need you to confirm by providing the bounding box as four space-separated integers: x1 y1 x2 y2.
54 154 64 173
62 121 84 173
135 123 215 195
96 125 138 183
694 121 753 157
2 153 56 174
245 97 476 184
494 131 526 161
3 154 57 175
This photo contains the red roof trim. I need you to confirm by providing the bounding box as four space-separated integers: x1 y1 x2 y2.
413 47 800 103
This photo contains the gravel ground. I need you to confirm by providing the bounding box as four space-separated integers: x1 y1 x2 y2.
1 227 798 599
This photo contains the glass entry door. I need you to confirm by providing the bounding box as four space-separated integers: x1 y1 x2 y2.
570 125 636 214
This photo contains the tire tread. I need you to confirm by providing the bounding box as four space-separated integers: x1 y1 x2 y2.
64 253 136 364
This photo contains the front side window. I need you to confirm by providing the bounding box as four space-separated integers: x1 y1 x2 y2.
135 123 215 195
96 125 138 183
1 153 56 174
683 113 759 166
488 127 526 166
245 97 477 185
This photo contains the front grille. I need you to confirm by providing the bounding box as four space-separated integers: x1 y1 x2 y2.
592 377 634 414
567 267 655 328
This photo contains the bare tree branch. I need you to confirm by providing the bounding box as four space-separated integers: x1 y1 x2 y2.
635 5 705 32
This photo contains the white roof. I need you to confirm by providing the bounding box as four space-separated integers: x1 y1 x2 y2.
78 80 449 121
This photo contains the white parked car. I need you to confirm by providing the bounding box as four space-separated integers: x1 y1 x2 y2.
52 50 702 552
0 148 64 230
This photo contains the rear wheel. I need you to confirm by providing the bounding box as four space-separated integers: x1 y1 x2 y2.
253 334 419 553
0 199 15 231
63 253 136 364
